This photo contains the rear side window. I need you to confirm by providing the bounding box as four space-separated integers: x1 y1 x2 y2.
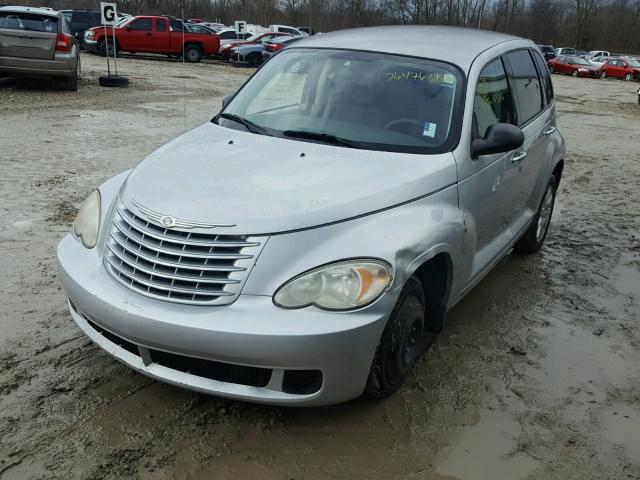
156 19 166 32
128 18 152 31
169 19 184 32
0 12 58 32
473 58 515 138
532 51 554 105
505 50 543 126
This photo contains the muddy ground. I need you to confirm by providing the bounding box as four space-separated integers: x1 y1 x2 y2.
1 53 639 480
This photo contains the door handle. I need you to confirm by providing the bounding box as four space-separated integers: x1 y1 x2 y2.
511 151 527 163
544 126 556 135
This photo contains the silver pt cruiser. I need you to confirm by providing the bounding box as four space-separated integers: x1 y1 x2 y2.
57 26 565 406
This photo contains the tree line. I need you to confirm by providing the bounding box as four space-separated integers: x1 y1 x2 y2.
4 0 640 53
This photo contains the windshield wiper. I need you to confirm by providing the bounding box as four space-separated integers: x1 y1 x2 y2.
217 113 270 136
282 130 368 149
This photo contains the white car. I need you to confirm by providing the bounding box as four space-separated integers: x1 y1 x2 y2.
589 50 610 60
556 47 576 56
269 24 308 36
589 55 610 68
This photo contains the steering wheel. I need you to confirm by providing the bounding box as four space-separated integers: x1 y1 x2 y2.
384 118 424 136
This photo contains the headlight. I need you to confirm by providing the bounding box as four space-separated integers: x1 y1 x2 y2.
85 31 94 39
274 259 392 311
72 190 101 248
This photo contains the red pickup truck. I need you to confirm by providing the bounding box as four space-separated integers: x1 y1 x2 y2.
83 16 219 62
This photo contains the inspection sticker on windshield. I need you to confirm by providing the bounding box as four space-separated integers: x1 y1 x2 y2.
423 122 437 138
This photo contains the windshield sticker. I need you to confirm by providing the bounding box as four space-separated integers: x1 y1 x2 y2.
423 122 437 138
385 71 447 82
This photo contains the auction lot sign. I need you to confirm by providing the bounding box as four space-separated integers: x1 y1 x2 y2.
101 2 117 25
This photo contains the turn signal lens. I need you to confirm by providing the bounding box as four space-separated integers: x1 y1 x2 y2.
72 190 101 249
274 260 392 311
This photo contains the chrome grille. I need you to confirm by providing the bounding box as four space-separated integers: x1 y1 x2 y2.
103 203 265 305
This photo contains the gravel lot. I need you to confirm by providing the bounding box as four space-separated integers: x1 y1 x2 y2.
1 52 639 480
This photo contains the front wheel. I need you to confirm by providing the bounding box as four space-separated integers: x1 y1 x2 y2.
97 38 117 56
600 71 607 79
365 276 426 398
184 44 202 63
625 72 632 81
514 176 557 254
246 52 262 67
572 69 578 77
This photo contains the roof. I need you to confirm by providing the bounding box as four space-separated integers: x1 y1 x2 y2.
294 25 524 68
0 6 62 17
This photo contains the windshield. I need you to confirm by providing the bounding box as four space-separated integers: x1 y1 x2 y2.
219 48 463 154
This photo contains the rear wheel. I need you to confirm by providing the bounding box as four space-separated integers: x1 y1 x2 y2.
184 44 203 63
64 56 80 91
365 276 426 398
514 176 557 254
625 72 632 81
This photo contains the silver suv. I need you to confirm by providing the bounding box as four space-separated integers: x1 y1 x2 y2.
0 6 80 90
57 26 565 406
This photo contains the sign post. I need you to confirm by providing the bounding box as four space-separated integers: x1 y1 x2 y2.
99 2 129 87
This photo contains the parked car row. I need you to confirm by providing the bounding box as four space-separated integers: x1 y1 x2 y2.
548 54 640 81
229 35 305 67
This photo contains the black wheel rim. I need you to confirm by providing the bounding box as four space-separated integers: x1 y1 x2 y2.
401 317 422 367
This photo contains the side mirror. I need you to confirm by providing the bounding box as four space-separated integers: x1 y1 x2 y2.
471 123 524 159
221 93 233 110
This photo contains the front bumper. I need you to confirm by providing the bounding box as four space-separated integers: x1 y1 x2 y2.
83 38 98 52
56 234 392 406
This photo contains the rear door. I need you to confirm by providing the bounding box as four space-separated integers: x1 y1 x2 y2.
152 18 170 52
0 11 58 60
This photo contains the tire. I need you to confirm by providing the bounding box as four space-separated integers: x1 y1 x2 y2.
99 75 129 87
97 38 117 56
246 52 262 67
184 44 202 63
514 176 557 254
64 56 80 91
600 70 607 79
572 69 578 77
625 73 632 81
549 65 555 74
365 276 426 398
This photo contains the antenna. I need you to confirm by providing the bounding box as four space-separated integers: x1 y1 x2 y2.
182 0 187 132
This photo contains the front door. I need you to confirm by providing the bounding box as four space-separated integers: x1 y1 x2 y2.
119 17 153 52
457 57 517 278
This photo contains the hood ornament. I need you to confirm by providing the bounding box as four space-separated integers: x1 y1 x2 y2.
131 200 236 229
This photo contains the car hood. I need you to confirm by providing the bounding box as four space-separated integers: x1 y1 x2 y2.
119 122 457 235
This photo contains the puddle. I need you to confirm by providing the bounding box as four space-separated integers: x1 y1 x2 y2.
436 409 538 480
526 317 630 414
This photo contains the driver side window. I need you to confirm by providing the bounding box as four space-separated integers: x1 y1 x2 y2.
129 18 152 31
473 58 515 139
